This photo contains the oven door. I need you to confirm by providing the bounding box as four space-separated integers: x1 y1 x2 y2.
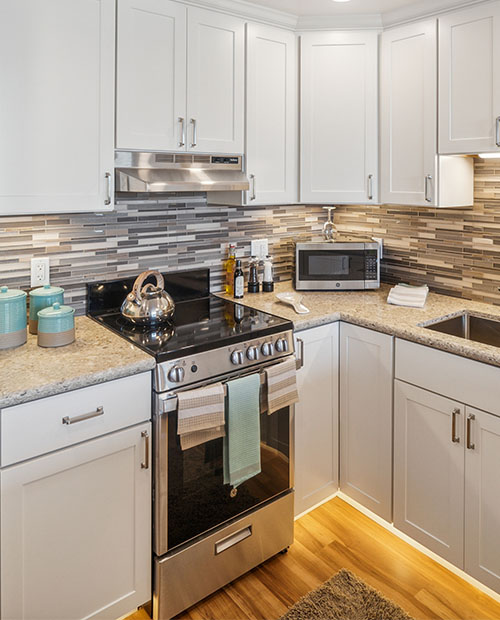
296 243 367 289
153 370 292 557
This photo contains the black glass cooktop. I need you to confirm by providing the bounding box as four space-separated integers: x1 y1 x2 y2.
87 269 292 362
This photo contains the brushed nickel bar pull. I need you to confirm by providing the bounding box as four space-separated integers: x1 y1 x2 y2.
190 118 197 148
425 175 433 203
466 413 475 450
215 526 252 555
141 430 150 469
249 174 256 201
62 406 104 425
178 117 185 147
296 338 304 370
451 408 461 443
367 174 374 200
104 173 112 206
496 116 500 148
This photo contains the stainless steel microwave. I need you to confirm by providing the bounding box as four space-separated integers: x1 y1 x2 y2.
295 240 380 291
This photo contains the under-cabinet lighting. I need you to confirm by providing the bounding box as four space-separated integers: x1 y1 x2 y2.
478 153 500 159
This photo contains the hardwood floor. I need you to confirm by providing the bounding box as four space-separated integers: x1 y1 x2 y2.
127 497 500 620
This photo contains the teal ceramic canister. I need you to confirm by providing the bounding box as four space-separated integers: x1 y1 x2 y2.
0 286 27 350
37 302 75 348
29 284 64 334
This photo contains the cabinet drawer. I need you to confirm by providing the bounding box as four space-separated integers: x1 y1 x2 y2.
1 372 151 466
395 339 500 417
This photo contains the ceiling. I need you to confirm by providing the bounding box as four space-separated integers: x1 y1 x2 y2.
241 0 425 17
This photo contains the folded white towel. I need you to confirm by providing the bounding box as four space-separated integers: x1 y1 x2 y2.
387 284 429 308
265 357 299 415
177 383 225 450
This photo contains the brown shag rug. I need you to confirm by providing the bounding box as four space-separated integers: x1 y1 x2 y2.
280 569 415 620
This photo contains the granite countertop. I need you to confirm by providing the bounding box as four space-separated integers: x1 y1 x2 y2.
0 316 155 409
217 282 500 369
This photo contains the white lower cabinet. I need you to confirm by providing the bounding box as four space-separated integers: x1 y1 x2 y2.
339 324 393 521
294 323 339 517
0 422 152 620
394 381 465 567
465 406 500 592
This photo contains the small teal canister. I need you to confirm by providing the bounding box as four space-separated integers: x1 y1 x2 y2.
29 284 64 334
0 286 27 350
37 302 75 348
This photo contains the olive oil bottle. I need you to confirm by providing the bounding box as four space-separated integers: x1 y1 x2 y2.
225 244 236 295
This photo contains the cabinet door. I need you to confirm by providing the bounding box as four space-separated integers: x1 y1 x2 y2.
394 381 464 567
340 324 393 521
380 21 437 206
1 423 151 620
465 406 500 593
116 0 187 151
300 32 378 204
246 24 297 205
294 323 339 517
186 7 244 154
0 0 115 215
439 2 500 154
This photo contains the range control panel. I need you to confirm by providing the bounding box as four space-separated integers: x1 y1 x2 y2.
155 330 295 392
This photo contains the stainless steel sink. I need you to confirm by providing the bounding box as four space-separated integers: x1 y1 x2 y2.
424 312 500 347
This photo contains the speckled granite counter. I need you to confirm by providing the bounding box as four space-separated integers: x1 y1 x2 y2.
0 316 155 409
217 282 500 369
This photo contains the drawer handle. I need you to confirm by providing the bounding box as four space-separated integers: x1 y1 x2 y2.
62 406 104 425
451 408 461 443
215 526 252 555
141 430 150 469
466 413 475 450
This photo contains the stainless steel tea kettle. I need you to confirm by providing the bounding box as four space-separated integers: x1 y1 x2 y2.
121 270 175 325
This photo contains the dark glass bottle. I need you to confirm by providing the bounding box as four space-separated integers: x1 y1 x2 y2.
234 259 244 299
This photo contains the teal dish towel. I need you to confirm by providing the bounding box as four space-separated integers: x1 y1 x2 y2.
223 373 261 488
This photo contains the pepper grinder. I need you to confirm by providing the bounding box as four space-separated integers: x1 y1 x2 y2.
323 206 337 241
262 255 274 292
248 256 260 293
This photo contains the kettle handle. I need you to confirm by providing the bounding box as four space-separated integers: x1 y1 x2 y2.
132 270 165 303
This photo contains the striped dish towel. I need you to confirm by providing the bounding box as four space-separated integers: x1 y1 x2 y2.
387 283 429 308
265 357 299 415
177 383 225 451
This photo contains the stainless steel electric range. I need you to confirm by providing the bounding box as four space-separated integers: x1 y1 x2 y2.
88 269 296 620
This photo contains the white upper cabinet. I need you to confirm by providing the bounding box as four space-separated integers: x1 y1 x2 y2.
439 2 500 154
380 20 437 206
116 3 244 155
245 23 297 205
300 31 378 205
0 0 115 215
381 20 474 207
186 7 245 154
116 0 187 151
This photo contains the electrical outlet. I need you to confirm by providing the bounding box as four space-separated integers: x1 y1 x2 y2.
250 239 269 259
30 257 50 287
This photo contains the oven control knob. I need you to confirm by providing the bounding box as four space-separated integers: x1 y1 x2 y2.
261 342 275 357
275 338 289 353
246 346 260 362
168 365 185 383
230 350 245 365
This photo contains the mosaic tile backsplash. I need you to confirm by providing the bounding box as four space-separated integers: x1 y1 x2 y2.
1 157 500 314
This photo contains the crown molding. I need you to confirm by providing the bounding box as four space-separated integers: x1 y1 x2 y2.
296 14 383 32
382 0 489 27
179 0 298 29
179 0 493 31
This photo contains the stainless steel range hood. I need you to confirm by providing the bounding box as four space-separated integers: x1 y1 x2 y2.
115 151 249 193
